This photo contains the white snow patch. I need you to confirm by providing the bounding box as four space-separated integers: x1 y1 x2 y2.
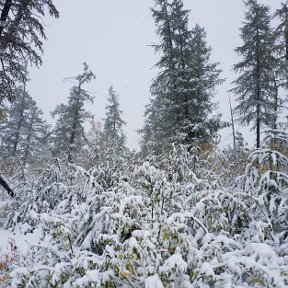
199 261 215 276
145 274 164 288
0 226 47 254
160 250 187 274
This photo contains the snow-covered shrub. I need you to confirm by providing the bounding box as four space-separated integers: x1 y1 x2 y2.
236 129 288 251
3 139 288 287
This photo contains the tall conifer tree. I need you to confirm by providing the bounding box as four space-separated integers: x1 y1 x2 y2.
102 86 126 150
141 0 222 155
52 63 95 161
231 0 276 148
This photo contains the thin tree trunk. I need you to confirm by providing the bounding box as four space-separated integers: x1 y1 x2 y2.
0 172 13 197
271 78 279 171
285 14 288 62
23 105 36 165
229 96 236 151
113 100 116 133
256 28 261 149
273 78 278 131
69 85 81 162
1 1 27 49
12 92 26 156
0 0 13 39
179 36 189 133
256 103 261 149
163 0 181 132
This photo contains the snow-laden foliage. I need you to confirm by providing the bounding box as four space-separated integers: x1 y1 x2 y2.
236 130 288 254
1 143 287 287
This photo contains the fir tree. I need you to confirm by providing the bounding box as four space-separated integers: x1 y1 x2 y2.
52 63 95 162
141 0 222 155
231 0 276 148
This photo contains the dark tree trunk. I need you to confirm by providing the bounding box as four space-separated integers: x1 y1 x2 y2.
0 173 13 197
23 105 36 165
68 85 81 162
256 111 260 149
273 78 278 131
256 28 261 149
12 92 26 156
229 96 236 151
0 0 13 39
285 14 288 62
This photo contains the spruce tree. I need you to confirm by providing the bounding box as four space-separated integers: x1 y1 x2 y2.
102 86 126 150
231 0 276 148
141 0 222 155
51 63 95 161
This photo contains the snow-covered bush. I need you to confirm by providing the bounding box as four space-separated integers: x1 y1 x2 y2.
2 141 288 287
236 130 288 252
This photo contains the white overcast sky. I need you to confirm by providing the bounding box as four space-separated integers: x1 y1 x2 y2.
29 0 281 149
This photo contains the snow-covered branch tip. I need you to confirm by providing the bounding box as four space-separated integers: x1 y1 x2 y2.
191 215 209 234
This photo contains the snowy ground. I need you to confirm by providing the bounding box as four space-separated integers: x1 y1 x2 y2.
0 224 44 254
0 198 46 287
